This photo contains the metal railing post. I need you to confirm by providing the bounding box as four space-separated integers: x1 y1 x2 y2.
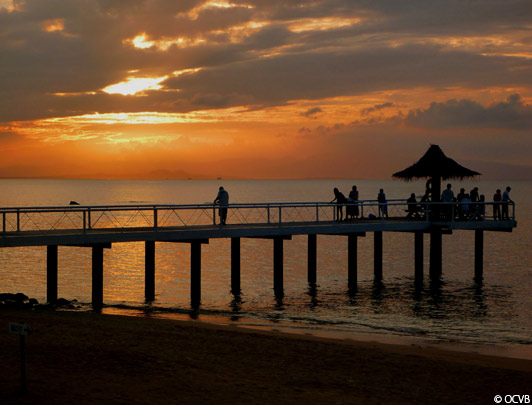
2 212 5 233
83 210 86 231
278 206 282 224
316 203 319 222
154 207 158 229
451 203 455 228
88 208 92 229
267 205 271 224
16 209 20 232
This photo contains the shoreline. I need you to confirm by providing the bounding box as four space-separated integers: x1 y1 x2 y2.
102 306 532 362
1 308 531 404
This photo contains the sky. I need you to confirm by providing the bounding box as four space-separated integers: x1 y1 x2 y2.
1 0 532 179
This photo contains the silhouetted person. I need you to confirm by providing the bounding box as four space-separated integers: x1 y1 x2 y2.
214 186 229 225
349 185 359 218
331 187 347 221
501 186 513 220
472 194 485 220
493 189 502 220
441 183 454 220
406 193 420 219
377 188 388 218
459 194 471 220
457 188 466 202
420 189 430 218
470 187 479 203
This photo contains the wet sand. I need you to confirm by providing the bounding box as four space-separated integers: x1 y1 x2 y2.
1 308 531 404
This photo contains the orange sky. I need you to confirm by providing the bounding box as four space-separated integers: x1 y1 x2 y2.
1 0 532 179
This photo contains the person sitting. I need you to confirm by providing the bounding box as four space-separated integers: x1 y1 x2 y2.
406 193 421 219
459 194 471 220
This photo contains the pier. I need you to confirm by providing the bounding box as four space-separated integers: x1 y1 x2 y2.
0 200 516 310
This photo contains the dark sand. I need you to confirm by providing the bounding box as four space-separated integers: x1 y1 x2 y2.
1 308 531 404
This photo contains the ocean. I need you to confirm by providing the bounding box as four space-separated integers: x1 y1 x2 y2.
1 179 531 358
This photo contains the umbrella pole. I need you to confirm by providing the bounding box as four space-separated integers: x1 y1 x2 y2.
429 176 442 278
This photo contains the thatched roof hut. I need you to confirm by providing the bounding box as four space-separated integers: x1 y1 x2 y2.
392 145 480 201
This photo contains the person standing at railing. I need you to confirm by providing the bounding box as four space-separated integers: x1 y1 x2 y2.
348 185 359 219
331 188 348 221
213 186 229 225
470 187 479 203
502 186 513 220
471 195 485 220
493 189 502 220
377 188 388 218
441 183 455 220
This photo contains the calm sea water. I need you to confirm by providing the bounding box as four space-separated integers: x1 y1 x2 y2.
1 179 531 356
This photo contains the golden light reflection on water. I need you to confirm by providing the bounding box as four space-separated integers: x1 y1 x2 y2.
1 179 531 347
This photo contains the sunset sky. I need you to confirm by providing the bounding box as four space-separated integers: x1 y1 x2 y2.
1 0 532 179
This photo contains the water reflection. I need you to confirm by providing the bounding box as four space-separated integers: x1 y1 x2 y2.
306 283 319 309
274 289 284 310
370 280 385 311
229 293 242 320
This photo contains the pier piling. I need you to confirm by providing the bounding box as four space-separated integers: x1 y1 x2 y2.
475 230 483 279
429 230 443 279
274 237 284 292
348 233 358 289
231 237 241 293
92 245 104 311
191 241 202 306
415 232 424 282
308 234 317 284
46 245 58 304
145 241 155 301
374 231 383 281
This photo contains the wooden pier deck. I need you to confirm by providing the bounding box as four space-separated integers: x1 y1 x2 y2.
0 200 517 309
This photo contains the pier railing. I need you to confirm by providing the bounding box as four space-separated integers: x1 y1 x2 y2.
0 200 515 234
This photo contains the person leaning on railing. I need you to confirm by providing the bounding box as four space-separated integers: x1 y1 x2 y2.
213 186 229 225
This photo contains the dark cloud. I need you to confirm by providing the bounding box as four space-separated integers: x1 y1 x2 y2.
405 94 532 130
1 0 532 122
361 102 395 115
300 107 323 118
164 44 532 110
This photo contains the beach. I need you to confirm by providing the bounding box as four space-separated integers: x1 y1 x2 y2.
1 309 531 404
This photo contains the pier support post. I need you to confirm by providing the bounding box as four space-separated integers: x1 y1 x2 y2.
191 241 202 306
231 237 241 293
348 233 358 289
273 237 284 292
92 245 104 311
308 234 317 284
415 232 424 282
475 230 483 279
374 231 383 281
46 245 58 304
429 230 442 279
145 241 155 302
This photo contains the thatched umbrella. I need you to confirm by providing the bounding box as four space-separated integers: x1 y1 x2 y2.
393 144 480 278
392 144 480 202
